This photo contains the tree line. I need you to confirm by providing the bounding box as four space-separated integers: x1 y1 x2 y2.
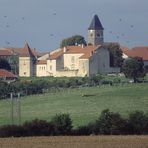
0 109 148 137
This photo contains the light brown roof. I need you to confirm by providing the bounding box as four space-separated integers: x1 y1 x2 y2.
36 60 47 65
0 69 17 78
122 46 148 61
0 49 13 56
49 50 63 60
49 45 101 60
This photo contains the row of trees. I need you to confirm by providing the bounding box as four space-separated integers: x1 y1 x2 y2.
0 76 108 99
0 109 148 137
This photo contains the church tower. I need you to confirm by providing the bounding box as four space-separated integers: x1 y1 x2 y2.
88 15 104 45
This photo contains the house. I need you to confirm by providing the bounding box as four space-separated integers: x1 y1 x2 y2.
0 69 17 83
122 46 148 66
0 14 128 77
36 14 119 77
0 48 14 64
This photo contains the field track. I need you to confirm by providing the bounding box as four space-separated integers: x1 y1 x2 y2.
0 136 148 148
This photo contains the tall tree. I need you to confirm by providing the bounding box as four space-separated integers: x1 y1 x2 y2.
122 57 145 83
60 35 87 48
0 58 11 71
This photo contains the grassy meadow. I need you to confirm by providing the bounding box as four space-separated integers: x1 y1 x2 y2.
0 83 148 127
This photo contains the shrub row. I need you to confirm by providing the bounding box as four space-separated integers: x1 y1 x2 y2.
0 110 148 137
0 75 113 99
0 114 72 137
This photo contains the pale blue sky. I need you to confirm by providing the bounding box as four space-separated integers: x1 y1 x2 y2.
0 0 148 51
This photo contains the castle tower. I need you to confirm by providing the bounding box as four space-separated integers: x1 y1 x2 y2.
88 15 104 45
19 42 36 77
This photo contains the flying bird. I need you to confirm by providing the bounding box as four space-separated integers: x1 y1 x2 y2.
119 18 122 22
130 25 134 28
5 41 10 45
116 36 119 39
6 25 10 28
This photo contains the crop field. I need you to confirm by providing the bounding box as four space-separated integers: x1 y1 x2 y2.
0 83 148 127
0 136 148 148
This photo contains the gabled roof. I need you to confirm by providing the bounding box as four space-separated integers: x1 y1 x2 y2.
88 14 104 30
0 69 17 78
49 45 101 60
121 46 148 61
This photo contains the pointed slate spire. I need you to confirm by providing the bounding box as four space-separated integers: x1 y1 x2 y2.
88 15 104 30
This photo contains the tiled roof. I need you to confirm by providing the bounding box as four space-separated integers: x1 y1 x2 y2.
0 69 17 78
122 46 148 61
88 14 104 30
36 60 47 65
49 45 101 60
49 50 63 60
0 49 13 56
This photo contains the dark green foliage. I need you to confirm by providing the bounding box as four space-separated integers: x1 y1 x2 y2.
23 119 56 136
73 123 95 135
0 110 148 137
60 35 87 48
0 81 9 99
127 111 148 134
0 58 11 71
122 57 145 83
94 109 127 135
0 125 25 137
103 43 123 67
51 114 73 135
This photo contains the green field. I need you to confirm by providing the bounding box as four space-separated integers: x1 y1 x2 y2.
0 83 148 127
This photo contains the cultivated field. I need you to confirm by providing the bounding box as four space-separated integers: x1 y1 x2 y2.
0 136 148 148
0 83 148 127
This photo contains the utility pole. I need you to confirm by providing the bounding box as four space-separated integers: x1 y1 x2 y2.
17 93 21 125
10 93 14 125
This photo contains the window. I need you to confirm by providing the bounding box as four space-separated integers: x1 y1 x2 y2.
90 33 93 37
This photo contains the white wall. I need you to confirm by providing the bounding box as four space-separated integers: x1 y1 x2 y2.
63 53 83 70
36 64 47 77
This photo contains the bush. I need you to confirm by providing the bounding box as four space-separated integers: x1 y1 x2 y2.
23 119 56 136
51 113 73 135
94 109 127 135
0 125 25 137
73 123 95 135
126 111 148 134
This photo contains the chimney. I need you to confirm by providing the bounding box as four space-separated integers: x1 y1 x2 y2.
63 47 67 52
81 44 85 48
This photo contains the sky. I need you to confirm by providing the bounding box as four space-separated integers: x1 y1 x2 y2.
0 0 148 51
